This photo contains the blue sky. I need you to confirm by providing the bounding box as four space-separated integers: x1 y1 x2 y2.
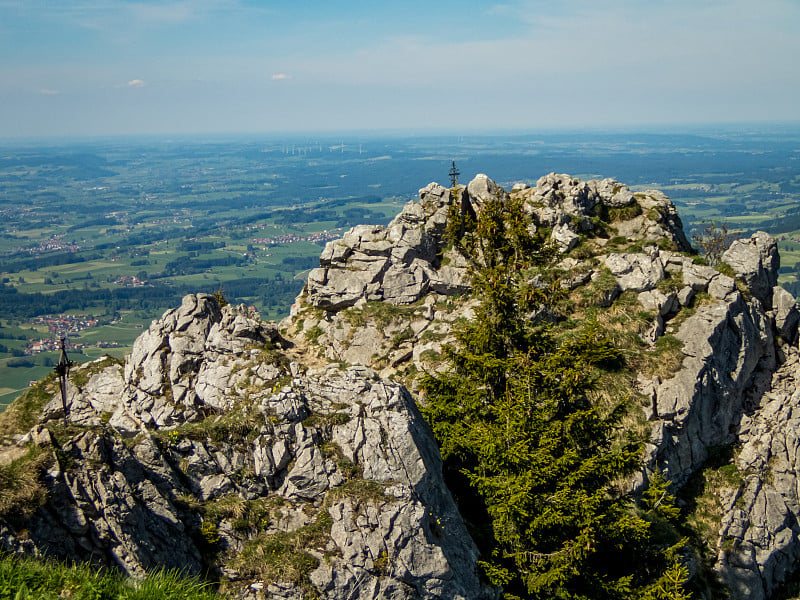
1 0 798 138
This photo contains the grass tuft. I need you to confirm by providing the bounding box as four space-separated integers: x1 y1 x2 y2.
0 553 223 600
0 445 50 525
0 381 56 437
229 510 333 589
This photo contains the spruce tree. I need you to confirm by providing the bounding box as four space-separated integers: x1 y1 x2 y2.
422 192 690 599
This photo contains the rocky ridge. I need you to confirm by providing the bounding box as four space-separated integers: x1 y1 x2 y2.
287 173 800 599
0 295 487 600
1 172 800 599
287 173 694 385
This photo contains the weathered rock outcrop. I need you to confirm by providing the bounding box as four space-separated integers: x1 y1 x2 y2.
644 293 775 486
722 232 780 309
3 172 800 600
1 294 490 600
304 173 691 313
514 173 692 252
286 174 800 599
289 173 694 386
716 342 800 600
306 183 471 311
15 428 203 577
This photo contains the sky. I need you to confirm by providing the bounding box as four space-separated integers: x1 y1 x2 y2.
1 0 799 138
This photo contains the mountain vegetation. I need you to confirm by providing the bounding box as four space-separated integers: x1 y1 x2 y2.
422 190 690 599
1 170 799 600
0 553 220 600
3 131 800 409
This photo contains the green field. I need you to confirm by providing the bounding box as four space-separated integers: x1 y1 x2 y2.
0 172 406 408
2 130 800 412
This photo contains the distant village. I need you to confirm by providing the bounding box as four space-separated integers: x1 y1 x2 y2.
15 237 80 256
250 230 340 246
24 313 119 355
115 275 148 287
26 338 85 354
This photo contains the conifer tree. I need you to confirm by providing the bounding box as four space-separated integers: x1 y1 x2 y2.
422 192 690 599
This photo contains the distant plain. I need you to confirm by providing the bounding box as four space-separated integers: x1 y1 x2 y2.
2 126 799 407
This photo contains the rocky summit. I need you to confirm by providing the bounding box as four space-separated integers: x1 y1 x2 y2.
2 172 800 599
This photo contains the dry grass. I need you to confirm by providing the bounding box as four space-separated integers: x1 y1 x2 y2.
680 447 743 572
562 287 687 382
228 510 333 588
630 335 686 381
0 380 55 438
191 494 279 533
341 300 421 328
555 286 693 459
570 268 620 309
589 370 650 448
162 401 264 446
0 444 50 525
326 478 388 508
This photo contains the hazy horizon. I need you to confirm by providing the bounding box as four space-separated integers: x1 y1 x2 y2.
4 121 800 148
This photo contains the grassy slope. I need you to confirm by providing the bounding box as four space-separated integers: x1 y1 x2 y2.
0 553 224 600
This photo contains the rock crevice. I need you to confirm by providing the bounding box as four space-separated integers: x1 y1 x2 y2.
3 172 800 600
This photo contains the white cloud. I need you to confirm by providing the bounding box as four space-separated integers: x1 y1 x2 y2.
271 73 291 81
39 88 60 95
127 79 146 87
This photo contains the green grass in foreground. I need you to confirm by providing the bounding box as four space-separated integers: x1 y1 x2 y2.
0 553 224 600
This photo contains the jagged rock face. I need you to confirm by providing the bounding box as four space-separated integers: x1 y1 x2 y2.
39 295 285 431
583 240 778 495
5 171 800 600
124 294 281 416
14 429 203 577
722 232 780 309
305 183 471 311
304 173 692 312
1 294 490 600
645 294 775 486
716 343 800 600
772 285 800 343
287 175 800 599
610 238 800 598
291 173 695 386
604 251 666 292
593 233 800 598
515 173 692 252
637 232 788 486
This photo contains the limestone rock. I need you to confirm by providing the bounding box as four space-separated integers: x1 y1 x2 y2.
683 262 719 291
525 173 599 226
772 285 799 343
648 294 774 487
2 295 491 600
605 252 664 292
304 172 692 315
715 346 800 600
593 178 636 208
708 273 736 300
551 222 580 253
467 173 505 212
676 285 696 307
306 183 470 311
515 175 691 250
25 431 202 577
722 231 779 309
638 289 677 317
